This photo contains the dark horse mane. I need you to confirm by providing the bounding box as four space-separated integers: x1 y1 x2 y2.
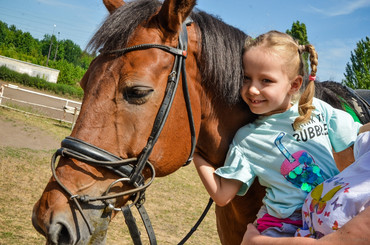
315 81 349 110
87 0 247 105
316 81 370 124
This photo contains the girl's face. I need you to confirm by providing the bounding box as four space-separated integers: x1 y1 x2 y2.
241 46 302 116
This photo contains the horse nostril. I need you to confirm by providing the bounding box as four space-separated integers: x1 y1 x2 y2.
49 222 73 245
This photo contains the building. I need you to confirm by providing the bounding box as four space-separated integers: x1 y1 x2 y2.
0 55 59 83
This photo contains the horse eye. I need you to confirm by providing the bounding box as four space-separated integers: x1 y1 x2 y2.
123 86 154 104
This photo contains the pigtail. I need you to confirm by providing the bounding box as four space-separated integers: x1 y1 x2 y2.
293 44 318 130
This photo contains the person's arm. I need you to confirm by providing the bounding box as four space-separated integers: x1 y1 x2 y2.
333 147 354 171
241 223 318 245
358 122 370 135
193 153 242 206
242 206 370 245
320 204 370 245
334 122 370 171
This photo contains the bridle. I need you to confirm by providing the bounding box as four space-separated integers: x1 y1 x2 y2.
50 18 204 244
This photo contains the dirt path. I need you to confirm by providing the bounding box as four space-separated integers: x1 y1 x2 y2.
0 81 71 150
0 112 60 150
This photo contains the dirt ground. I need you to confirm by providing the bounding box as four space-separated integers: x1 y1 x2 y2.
0 113 60 150
0 81 72 149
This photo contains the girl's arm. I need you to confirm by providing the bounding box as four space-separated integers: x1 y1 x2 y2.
193 153 242 206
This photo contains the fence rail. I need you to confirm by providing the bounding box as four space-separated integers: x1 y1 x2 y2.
0 83 81 128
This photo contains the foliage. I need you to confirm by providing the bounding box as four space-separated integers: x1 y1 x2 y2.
343 37 370 89
49 59 86 85
0 20 94 86
0 22 42 57
0 65 83 99
286 21 309 45
286 21 309 73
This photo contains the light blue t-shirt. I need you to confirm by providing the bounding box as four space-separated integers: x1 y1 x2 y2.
215 98 362 219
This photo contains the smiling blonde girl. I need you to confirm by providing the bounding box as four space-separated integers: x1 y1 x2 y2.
194 30 363 237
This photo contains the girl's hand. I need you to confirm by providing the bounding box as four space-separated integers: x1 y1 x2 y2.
193 153 242 206
241 223 260 245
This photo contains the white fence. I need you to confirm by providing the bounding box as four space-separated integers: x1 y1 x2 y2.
0 83 81 128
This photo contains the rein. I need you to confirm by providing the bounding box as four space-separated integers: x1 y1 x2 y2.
50 18 208 244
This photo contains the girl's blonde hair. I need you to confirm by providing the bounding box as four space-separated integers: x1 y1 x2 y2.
244 30 318 130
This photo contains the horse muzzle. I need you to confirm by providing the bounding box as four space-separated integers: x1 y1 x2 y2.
32 195 111 245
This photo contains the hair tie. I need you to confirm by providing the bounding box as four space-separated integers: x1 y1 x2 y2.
309 75 316 81
298 45 306 54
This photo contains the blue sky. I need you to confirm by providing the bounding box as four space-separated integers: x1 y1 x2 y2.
1 0 369 82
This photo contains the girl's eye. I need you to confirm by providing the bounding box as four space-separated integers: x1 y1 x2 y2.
243 76 251 82
262 78 272 83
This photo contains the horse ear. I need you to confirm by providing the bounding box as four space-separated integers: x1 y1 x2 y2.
103 0 125 14
157 0 196 33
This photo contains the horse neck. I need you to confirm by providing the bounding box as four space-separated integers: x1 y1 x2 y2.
196 97 254 167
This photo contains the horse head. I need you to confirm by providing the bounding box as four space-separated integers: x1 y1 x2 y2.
32 0 264 244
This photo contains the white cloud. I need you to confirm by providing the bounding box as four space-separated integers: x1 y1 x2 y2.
310 0 370 17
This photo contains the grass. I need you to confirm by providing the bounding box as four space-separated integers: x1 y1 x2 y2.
0 107 220 245
2 101 44 115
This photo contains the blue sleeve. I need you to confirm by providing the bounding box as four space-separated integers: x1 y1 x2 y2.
318 99 362 152
214 145 255 196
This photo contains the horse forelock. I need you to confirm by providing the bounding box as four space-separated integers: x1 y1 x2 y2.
87 0 162 52
87 0 248 106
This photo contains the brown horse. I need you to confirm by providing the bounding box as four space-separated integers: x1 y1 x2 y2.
32 0 357 244
32 0 263 244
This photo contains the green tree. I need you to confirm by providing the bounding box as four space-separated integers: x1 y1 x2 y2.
40 34 57 61
50 59 85 85
0 21 8 43
40 34 50 56
18 32 40 55
286 21 309 73
54 39 65 61
343 37 370 89
286 21 309 45
62 39 82 65
78 51 94 70
0 20 95 86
